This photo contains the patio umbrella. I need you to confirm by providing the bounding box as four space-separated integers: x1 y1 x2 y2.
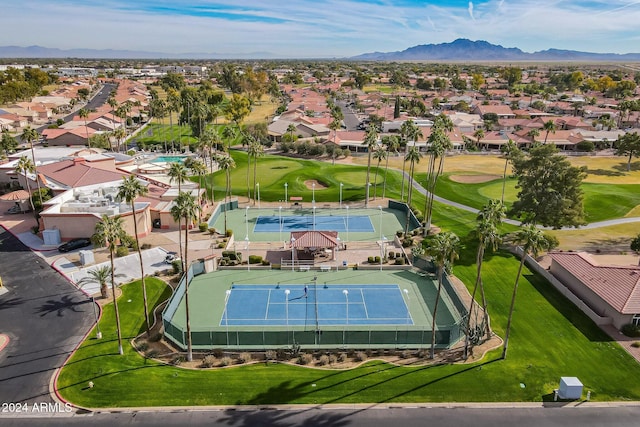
0 190 30 201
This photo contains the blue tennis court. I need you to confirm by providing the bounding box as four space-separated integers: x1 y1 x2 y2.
221 284 412 326
254 215 374 232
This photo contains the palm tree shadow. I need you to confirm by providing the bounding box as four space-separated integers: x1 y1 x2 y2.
35 295 90 317
219 407 351 427
0 296 25 310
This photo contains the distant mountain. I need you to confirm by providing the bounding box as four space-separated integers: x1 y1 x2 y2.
351 39 640 61
0 45 281 59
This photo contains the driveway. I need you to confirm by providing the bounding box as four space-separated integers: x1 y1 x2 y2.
0 228 94 405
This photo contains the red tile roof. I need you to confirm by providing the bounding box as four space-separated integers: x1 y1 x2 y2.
291 231 339 248
37 159 129 188
550 252 640 314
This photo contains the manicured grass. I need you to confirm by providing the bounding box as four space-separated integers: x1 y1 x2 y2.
420 173 640 223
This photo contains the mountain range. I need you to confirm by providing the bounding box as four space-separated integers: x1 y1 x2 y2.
1 39 640 61
350 39 640 61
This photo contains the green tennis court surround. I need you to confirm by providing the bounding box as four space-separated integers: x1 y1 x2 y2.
162 267 466 351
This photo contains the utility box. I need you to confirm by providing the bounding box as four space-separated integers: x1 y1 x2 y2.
559 377 583 399
42 229 61 246
79 250 95 266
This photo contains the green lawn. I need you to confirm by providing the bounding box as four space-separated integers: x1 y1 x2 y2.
418 173 640 224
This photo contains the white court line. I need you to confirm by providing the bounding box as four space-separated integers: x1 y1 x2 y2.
265 289 272 320
360 288 370 318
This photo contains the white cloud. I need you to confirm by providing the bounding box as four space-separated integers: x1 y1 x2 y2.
468 2 475 20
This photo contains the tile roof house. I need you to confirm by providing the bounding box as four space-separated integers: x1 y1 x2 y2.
41 126 96 146
549 252 640 329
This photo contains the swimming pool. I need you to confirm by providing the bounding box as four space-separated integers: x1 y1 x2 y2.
151 156 187 163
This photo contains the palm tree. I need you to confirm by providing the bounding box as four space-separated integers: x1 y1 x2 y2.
79 108 91 148
542 120 557 144
403 146 422 234
170 192 200 362
372 146 387 200
500 139 519 204
423 128 451 235
20 126 43 207
108 96 119 140
502 224 552 359
286 123 297 142
168 162 189 260
166 89 181 151
93 214 127 355
250 140 264 206
188 159 208 222
362 126 379 208
216 154 236 232
117 175 151 336
15 156 36 214
399 119 419 201
425 231 460 359
328 119 341 164
76 265 121 300
381 135 399 200
473 128 485 150
463 201 505 359
222 125 237 151
526 128 540 145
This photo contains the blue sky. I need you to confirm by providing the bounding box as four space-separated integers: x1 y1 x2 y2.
4 1 640 57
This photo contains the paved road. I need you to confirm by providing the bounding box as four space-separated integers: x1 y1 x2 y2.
336 101 361 131
0 229 94 405
2 405 640 426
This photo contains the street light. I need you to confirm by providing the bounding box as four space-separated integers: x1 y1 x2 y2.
245 236 250 271
256 182 260 209
343 289 349 346
290 236 296 271
278 206 283 245
312 182 316 206
224 289 231 347
245 206 249 240
339 182 343 209
284 289 290 345
284 182 288 204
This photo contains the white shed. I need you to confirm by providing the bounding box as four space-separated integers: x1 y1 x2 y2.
559 377 583 399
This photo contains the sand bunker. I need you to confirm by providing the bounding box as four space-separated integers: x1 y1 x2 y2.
304 179 328 189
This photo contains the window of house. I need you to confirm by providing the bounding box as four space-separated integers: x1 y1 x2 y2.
633 314 640 326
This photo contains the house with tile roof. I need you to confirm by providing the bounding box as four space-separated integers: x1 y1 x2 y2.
549 252 640 329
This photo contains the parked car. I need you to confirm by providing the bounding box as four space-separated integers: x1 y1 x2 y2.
58 238 92 253
5 205 24 214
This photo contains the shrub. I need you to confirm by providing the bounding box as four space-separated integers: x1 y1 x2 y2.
171 356 185 366
396 231 404 237
395 257 406 265
261 259 270 266
148 332 162 342
317 355 330 366
400 350 412 359
388 251 396 259
248 255 263 264
171 259 183 274
621 323 640 337
238 352 252 364
226 229 233 237
354 352 367 362
265 350 277 361
202 355 217 368
337 352 347 362
208 227 217 235
217 243 225 249
374 256 381 263
329 354 338 364
222 251 241 261
297 353 313 365
199 222 209 232
367 256 375 264
631 342 640 348
145 349 159 359
402 238 413 248
211 348 224 358
141 243 152 250
136 342 149 352
219 357 233 367
116 246 129 257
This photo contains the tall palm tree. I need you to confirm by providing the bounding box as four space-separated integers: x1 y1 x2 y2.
502 224 551 359
403 146 422 234
425 231 460 359
93 214 127 355
372 146 387 200
328 119 341 165
222 125 237 152
423 128 452 235
526 128 540 145
15 156 36 214
108 96 119 139
188 159 208 222
500 140 519 204
166 89 181 151
117 175 151 336
76 265 121 300
362 126 379 208
463 201 505 359
168 162 189 260
250 140 264 206
381 135 399 199
20 126 43 207
216 154 236 232
542 120 557 144
79 108 91 148
170 192 200 362
399 119 418 201
286 123 297 142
